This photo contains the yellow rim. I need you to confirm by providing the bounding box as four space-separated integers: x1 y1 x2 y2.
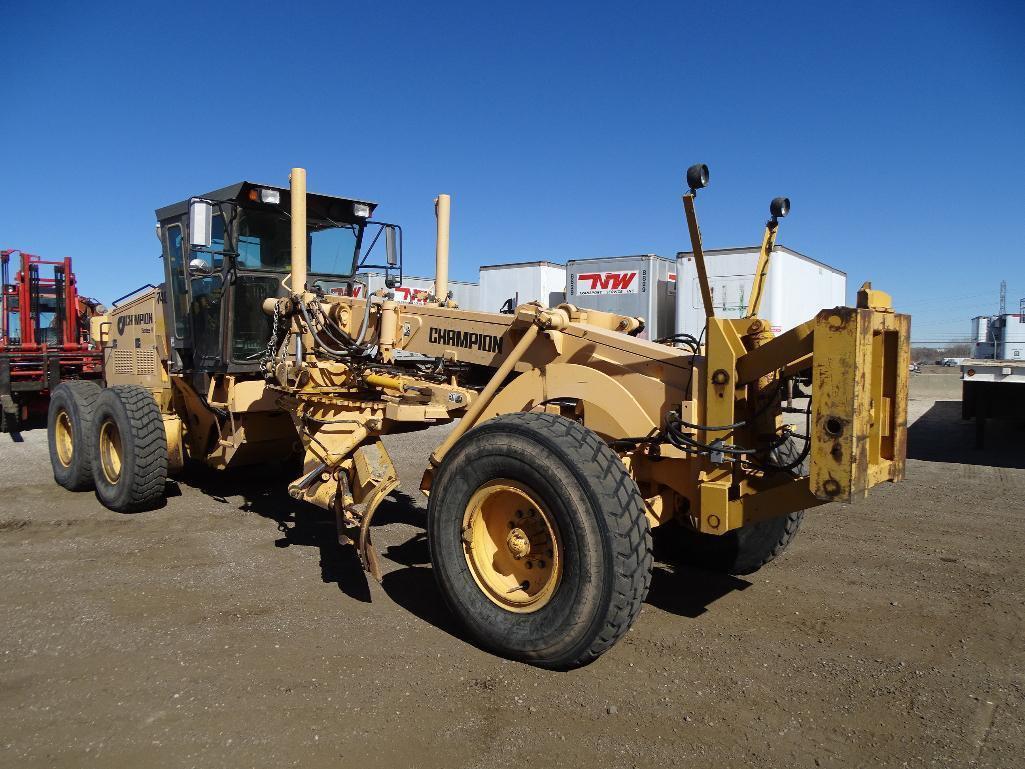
55 409 74 468
99 419 123 485
462 479 562 613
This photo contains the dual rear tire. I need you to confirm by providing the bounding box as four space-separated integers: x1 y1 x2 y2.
48 383 167 512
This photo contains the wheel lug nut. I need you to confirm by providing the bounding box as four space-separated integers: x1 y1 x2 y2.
525 561 533 569
538 560 546 568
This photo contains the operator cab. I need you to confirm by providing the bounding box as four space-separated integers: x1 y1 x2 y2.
154 181 401 374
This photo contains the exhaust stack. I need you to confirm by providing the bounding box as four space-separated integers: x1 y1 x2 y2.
290 167 307 293
434 193 450 303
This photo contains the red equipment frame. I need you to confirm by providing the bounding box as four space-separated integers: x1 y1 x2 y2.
1 249 102 432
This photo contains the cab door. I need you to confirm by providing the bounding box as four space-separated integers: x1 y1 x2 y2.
162 222 191 369
187 213 227 370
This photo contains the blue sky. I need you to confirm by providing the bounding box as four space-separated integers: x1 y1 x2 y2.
1 0 1022 343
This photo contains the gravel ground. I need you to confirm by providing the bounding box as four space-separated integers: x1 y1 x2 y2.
0 366 1022 768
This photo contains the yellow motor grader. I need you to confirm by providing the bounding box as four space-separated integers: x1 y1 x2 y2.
46 165 909 668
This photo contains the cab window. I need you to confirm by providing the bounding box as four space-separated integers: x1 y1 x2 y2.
164 224 187 338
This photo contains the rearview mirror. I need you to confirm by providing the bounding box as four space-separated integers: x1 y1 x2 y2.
188 257 212 276
385 225 399 267
189 199 213 248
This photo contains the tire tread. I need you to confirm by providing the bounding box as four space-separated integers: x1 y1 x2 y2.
93 385 167 512
441 412 653 668
48 380 102 490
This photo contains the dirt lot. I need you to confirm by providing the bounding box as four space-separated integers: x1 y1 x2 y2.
1 366 1023 768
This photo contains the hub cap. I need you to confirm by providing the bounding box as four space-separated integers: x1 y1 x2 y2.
55 410 74 468
99 419 123 485
462 480 562 613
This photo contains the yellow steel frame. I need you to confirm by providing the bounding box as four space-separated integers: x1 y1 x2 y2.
809 298 910 502
745 220 779 318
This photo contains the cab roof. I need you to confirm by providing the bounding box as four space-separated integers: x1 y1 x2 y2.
155 181 378 224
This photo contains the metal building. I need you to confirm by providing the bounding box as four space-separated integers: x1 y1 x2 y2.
675 245 846 339
980 313 1025 360
971 315 994 358
478 261 565 314
566 254 676 341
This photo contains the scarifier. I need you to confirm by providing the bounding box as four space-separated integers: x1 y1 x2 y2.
48 165 909 668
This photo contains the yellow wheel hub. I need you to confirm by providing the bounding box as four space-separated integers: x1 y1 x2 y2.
55 410 74 468
99 419 123 485
462 480 562 613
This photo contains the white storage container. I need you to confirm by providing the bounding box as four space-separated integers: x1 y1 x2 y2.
478 261 566 314
337 272 479 310
675 246 846 338
566 254 677 341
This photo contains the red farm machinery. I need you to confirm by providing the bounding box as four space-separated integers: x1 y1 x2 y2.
1 249 102 433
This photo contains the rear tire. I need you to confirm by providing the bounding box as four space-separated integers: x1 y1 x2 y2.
48 381 101 491
428 412 652 669
91 385 167 513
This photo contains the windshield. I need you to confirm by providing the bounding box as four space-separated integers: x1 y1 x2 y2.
235 208 361 277
309 222 359 275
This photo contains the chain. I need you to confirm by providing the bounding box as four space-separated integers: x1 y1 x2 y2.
261 299 282 373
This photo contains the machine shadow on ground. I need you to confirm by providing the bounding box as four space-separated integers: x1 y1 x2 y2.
908 400 1025 469
178 464 750 648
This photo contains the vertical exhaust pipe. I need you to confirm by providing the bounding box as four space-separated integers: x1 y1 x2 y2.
290 167 307 294
434 193 450 303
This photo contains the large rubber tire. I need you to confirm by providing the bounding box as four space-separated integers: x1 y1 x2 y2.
91 385 168 513
47 381 102 490
428 412 653 669
668 436 807 576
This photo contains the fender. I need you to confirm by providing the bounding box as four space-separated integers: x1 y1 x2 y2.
478 362 658 440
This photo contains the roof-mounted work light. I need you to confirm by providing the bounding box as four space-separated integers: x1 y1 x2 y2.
248 188 281 205
770 196 790 220
686 163 709 194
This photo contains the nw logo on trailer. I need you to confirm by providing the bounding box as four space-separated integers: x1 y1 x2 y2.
575 271 639 295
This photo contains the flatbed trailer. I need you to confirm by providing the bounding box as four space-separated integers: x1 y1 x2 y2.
961 358 1025 448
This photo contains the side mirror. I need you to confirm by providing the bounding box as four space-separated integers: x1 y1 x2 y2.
189 200 213 248
188 257 212 276
385 225 399 267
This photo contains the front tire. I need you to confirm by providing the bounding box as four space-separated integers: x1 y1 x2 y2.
48 381 101 490
428 413 652 669
91 385 168 513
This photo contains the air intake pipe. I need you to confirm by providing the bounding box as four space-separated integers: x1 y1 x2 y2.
290 167 307 294
434 193 450 304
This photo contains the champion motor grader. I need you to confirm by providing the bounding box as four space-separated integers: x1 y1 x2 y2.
46 165 909 669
